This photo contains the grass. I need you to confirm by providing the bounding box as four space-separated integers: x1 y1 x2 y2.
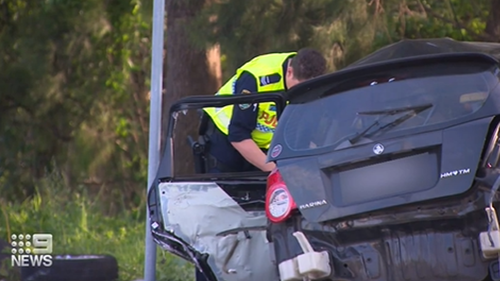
0 174 194 281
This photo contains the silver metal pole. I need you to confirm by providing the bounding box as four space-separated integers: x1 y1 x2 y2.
144 0 165 279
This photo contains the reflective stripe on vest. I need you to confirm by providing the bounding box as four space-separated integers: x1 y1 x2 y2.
203 52 296 149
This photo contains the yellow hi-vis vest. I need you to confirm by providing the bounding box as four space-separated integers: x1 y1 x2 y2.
203 52 296 149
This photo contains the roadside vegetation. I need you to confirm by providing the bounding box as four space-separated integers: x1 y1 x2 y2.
0 171 193 281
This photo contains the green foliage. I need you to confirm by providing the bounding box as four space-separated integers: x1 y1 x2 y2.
0 0 152 212
0 173 194 281
189 0 346 75
188 0 498 76
66 0 152 209
389 0 492 41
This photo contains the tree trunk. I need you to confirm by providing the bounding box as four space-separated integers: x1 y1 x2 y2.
163 0 221 176
485 0 500 41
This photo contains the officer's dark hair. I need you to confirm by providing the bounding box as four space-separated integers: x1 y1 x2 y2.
291 48 327 80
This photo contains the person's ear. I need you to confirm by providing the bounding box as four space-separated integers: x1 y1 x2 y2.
286 60 294 79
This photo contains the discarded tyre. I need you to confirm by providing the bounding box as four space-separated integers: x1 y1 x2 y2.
20 254 119 281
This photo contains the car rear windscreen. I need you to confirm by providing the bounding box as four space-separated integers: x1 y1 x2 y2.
282 61 499 151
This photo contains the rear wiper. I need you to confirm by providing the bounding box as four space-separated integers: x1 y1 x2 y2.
348 103 433 144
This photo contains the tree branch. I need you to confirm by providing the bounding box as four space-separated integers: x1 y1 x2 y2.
421 4 497 42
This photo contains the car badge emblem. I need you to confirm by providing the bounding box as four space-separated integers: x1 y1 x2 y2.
373 143 384 155
271 144 283 158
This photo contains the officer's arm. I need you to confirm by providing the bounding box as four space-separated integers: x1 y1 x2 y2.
228 72 276 172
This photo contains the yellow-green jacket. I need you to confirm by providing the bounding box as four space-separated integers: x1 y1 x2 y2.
203 52 296 149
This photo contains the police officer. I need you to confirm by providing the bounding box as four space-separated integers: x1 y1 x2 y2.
194 48 326 281
201 48 327 174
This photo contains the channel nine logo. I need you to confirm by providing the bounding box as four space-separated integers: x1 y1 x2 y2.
10 233 53 267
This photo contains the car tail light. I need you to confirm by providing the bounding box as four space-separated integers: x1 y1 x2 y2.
265 168 297 223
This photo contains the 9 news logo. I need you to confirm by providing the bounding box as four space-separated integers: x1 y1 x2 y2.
10 233 53 267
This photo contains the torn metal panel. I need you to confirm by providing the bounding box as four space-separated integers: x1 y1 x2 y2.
159 182 278 281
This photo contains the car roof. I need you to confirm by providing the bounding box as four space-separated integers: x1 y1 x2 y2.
286 38 500 103
346 37 500 68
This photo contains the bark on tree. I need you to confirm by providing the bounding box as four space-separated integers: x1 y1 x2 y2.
485 0 500 41
163 0 221 175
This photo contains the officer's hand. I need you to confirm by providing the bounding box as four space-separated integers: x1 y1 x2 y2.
262 162 276 172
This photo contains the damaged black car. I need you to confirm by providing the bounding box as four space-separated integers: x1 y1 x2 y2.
148 38 500 281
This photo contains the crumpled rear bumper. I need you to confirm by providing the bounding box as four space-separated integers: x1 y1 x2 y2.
150 226 217 280
268 203 494 281
150 181 279 281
